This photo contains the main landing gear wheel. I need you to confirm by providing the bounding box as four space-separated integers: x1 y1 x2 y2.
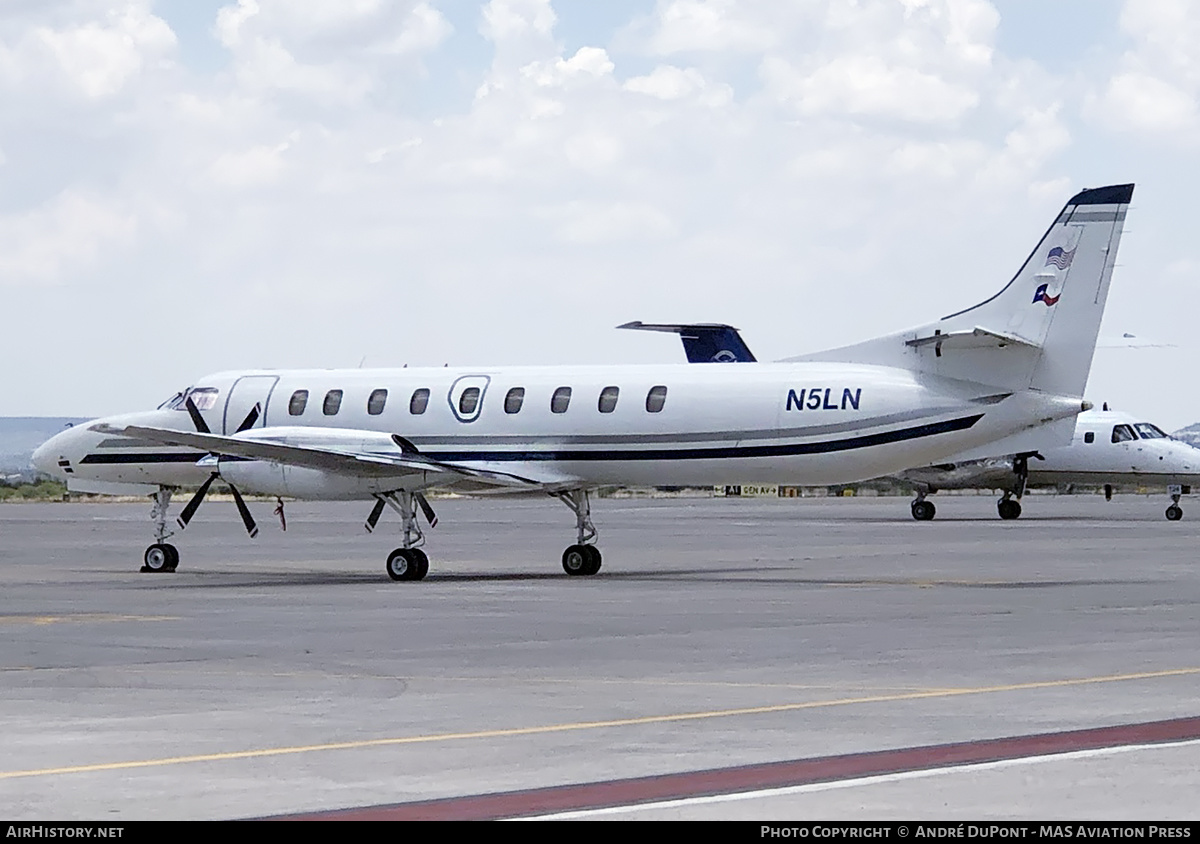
911 500 936 521
386 548 429 581
562 544 601 576
143 543 178 573
997 499 1022 520
1166 505 1183 521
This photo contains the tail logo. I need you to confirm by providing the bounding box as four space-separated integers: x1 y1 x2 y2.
1045 245 1075 270
1033 283 1060 306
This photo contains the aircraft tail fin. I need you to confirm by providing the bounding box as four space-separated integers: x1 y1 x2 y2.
790 184 1133 396
617 322 757 363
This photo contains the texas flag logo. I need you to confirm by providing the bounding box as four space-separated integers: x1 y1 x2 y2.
1033 283 1060 306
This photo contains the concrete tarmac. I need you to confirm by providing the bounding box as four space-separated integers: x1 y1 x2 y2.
1 494 1198 820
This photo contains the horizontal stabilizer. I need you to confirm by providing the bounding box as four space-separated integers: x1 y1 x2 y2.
904 326 1041 352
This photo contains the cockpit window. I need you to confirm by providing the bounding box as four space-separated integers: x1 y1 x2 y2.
183 387 220 411
1111 424 1136 443
158 392 185 410
1135 423 1168 439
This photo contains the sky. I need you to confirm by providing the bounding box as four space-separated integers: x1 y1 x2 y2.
2 0 1199 427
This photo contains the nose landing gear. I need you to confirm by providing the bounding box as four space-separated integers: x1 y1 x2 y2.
141 488 178 573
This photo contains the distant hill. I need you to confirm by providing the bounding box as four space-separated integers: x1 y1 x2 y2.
1 417 90 479
1172 423 1200 448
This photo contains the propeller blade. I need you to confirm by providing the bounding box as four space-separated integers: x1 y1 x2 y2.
235 403 261 433
415 492 438 528
228 484 259 538
364 498 386 533
186 397 211 434
177 473 218 529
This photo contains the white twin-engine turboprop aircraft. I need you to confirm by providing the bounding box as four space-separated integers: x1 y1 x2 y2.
33 184 1133 581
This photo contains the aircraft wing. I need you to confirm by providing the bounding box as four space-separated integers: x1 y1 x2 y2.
92 423 546 490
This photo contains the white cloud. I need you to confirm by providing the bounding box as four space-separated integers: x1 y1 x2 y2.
0 2 175 99
480 0 556 41
623 65 731 106
0 191 137 285
554 201 678 244
1097 72 1198 135
645 0 778 54
764 54 979 124
208 137 295 188
521 47 615 87
1090 0 1200 141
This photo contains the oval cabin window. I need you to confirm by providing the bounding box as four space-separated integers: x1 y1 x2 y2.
551 387 572 414
367 389 388 416
505 387 525 414
323 390 343 415
410 388 430 415
646 385 668 413
598 386 619 413
459 387 481 415
288 390 308 416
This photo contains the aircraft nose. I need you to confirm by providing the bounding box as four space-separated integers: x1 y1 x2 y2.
31 437 59 477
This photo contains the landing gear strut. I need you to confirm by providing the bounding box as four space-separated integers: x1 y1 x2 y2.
377 491 430 581
997 454 1035 520
142 487 179 572
556 489 602 576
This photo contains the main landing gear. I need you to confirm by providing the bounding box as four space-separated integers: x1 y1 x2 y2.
142 488 179 572
1166 489 1184 521
557 489 602 576
997 496 1022 520
371 491 431 581
996 453 1038 520
910 492 936 521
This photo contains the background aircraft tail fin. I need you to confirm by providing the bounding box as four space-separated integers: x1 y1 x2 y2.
791 184 1133 396
618 322 757 363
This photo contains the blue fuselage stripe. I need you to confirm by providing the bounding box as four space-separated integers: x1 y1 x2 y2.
77 414 983 466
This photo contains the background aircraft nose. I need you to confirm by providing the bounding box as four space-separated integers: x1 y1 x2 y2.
31 437 59 477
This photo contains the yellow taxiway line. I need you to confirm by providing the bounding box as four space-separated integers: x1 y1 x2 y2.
3 666 1197 780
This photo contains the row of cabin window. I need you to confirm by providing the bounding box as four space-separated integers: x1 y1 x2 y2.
286 385 669 417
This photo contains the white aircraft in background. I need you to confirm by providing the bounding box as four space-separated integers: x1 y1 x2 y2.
897 406 1200 521
33 184 1133 581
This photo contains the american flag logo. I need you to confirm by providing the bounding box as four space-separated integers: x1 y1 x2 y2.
1045 245 1075 270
